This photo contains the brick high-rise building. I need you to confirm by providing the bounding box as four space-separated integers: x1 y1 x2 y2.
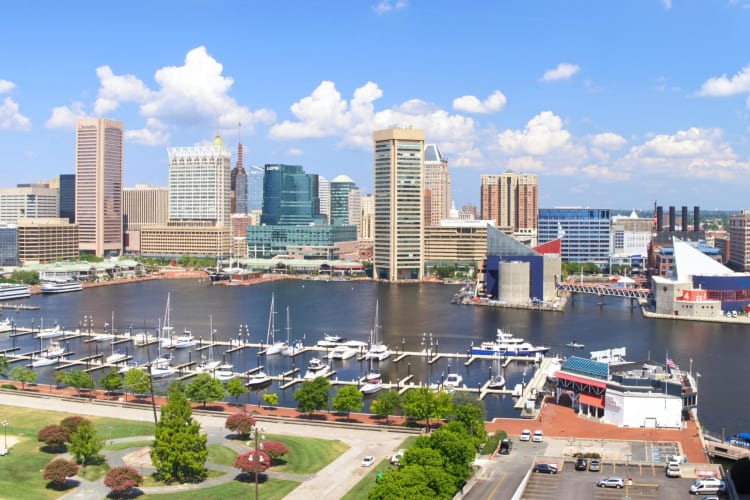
480 171 538 235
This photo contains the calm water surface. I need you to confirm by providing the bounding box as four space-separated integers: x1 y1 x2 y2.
1 279 746 435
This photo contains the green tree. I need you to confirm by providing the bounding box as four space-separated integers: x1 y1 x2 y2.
452 403 487 449
401 387 452 429
123 368 150 398
331 385 363 421
0 355 9 377
150 383 208 483
61 369 94 396
9 365 37 389
262 392 279 407
8 269 40 285
368 461 455 500
225 377 248 406
370 390 401 423
185 372 226 408
417 426 476 488
99 367 123 395
293 377 330 415
60 416 90 442
68 419 104 465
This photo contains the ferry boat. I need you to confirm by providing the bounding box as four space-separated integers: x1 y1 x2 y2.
468 328 550 357
40 279 82 294
0 283 30 301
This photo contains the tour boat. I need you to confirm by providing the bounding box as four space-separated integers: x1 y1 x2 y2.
467 328 549 357
40 279 82 294
0 283 30 301
304 358 331 379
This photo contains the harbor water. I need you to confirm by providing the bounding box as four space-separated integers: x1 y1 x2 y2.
0 278 745 435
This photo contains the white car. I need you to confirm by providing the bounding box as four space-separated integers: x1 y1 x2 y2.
519 429 531 441
532 430 543 442
361 455 375 467
390 449 405 465
597 476 625 488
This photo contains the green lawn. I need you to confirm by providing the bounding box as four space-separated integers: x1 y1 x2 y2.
265 434 349 474
340 458 392 500
207 444 238 467
103 439 154 451
141 478 299 499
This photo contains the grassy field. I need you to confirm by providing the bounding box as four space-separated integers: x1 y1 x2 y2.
340 458 393 500
206 444 238 467
141 478 300 499
103 439 154 451
265 433 349 474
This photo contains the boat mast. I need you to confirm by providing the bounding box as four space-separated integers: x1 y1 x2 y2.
286 306 291 344
266 293 275 344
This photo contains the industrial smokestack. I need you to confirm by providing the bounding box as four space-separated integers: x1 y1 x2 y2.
656 206 663 231
669 206 675 232
682 206 688 232
694 206 700 232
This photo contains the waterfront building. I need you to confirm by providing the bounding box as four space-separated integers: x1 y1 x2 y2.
423 144 450 226
261 164 317 226
230 139 248 214
480 171 537 243
16 217 79 264
538 208 610 268
648 205 705 276
140 223 230 257
373 128 424 282
75 118 123 257
0 224 17 266
330 175 357 226
59 174 75 223
728 210 750 272
318 176 330 224
0 183 59 224
360 194 374 241
424 208 494 271
609 210 653 274
348 187 361 238
245 225 356 258
247 166 264 212
122 185 168 254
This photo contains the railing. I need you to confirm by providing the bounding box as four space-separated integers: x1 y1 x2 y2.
556 282 651 299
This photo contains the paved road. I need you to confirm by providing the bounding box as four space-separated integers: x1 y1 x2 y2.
1 393 410 499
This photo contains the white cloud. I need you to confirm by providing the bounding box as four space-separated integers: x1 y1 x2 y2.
0 97 31 131
662 0 672 9
638 127 724 157
287 148 304 156
373 0 408 14
541 63 580 82
580 164 630 181
0 80 15 94
125 118 169 146
698 63 750 96
589 132 627 150
497 111 572 155
94 65 154 115
45 103 86 129
453 90 507 114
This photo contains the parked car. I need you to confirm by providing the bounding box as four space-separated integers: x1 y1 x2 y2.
390 450 404 465
575 457 588 471
690 477 726 495
519 429 531 441
666 463 681 477
499 438 513 454
532 430 543 442
533 463 558 474
361 455 375 467
588 459 601 472
597 477 625 488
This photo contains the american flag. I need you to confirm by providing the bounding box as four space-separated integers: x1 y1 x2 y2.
666 354 676 370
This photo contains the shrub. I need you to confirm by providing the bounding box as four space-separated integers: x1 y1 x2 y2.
60 416 90 442
225 413 256 439
234 449 270 477
0 383 17 390
37 424 67 450
104 466 144 495
262 440 289 461
42 458 79 488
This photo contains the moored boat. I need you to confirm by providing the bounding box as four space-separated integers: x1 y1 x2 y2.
0 283 31 301
488 374 506 389
40 279 82 294
327 344 358 360
246 370 272 388
443 373 464 389
468 328 549 357
360 378 383 394
264 293 287 355
304 358 331 379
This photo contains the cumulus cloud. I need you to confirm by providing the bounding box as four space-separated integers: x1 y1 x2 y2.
453 90 507 114
0 80 15 94
94 65 154 115
497 111 572 155
589 132 627 150
373 0 408 14
125 118 169 146
541 63 580 82
45 103 86 129
0 97 31 131
697 63 750 96
287 148 304 156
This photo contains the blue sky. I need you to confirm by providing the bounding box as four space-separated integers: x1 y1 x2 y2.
2 1 750 210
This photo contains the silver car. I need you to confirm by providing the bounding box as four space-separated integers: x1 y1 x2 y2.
597 476 624 488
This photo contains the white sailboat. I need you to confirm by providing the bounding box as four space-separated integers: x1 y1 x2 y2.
488 355 506 389
327 344 358 360
132 321 156 346
264 293 287 355
31 339 65 367
196 316 222 373
365 300 390 361
160 293 175 348
281 306 304 356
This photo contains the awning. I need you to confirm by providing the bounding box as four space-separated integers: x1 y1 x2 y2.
579 393 605 409
555 372 607 389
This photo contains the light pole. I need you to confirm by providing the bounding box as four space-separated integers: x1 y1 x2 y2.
1 420 7 450
249 426 266 500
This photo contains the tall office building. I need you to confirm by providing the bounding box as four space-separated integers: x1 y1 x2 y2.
260 164 317 226
75 118 123 257
480 171 538 235
0 184 59 224
230 139 248 214
167 136 231 228
123 184 168 254
538 208 611 267
247 166 264 212
330 175 357 226
373 128 424 281
728 210 750 272
348 187 362 239
59 174 75 223
318 176 331 223
360 194 374 240
423 144 450 226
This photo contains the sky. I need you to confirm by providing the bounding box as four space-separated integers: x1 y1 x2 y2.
1 1 750 210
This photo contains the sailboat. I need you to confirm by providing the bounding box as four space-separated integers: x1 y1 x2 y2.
264 293 287 355
281 306 304 356
132 320 156 346
487 355 506 389
365 300 390 361
160 293 175 348
196 316 222 373
93 313 115 342
31 338 65 367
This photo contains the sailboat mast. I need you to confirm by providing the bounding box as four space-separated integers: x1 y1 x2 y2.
286 306 291 343
266 293 275 344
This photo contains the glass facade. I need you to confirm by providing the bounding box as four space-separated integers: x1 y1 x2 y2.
247 167 264 212
59 174 75 223
261 164 317 226
246 225 356 258
538 208 611 266
330 176 356 226
0 225 17 266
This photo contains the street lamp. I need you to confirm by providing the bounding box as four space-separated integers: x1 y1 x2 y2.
1 420 7 450
248 426 266 500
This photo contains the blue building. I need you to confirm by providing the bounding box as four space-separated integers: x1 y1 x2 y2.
330 175 356 226
0 225 17 266
538 208 610 268
59 174 75 223
247 166 264 212
261 164 320 225
246 225 356 258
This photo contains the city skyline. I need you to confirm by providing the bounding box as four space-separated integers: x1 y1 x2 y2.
1 2 750 209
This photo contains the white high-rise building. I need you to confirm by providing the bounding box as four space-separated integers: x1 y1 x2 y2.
0 184 59 224
167 136 231 228
360 194 374 241
423 144 450 226
318 176 331 223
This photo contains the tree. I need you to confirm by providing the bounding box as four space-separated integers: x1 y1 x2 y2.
225 377 248 406
185 372 226 408
401 387 452 429
225 413 256 439
370 390 400 423
418 426 476 488
60 369 94 396
37 424 67 450
150 383 208 483
331 385 363 421
99 367 123 394
60 416 90 442
452 403 487 449
104 466 144 496
292 377 330 415
0 355 9 377
68 419 104 465
9 365 37 389
42 458 78 488
234 449 271 478
261 440 289 463
123 367 150 398
368 462 455 500
262 392 278 407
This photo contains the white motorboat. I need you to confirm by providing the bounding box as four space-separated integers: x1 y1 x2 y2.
93 333 115 343
488 374 506 389
31 340 65 367
172 329 196 349
327 344 358 360
36 324 64 339
364 301 390 361
342 339 368 349
31 355 57 367
246 370 272 388
365 368 381 381
106 349 127 364
304 358 331 379
118 361 140 374
360 378 383 394
212 368 236 382
132 330 157 346
0 318 12 330
467 328 550 357
443 373 464 389
149 355 176 379
263 293 287 355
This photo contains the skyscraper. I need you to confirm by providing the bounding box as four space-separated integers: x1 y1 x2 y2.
0 184 59 224
59 174 75 223
330 175 356 226
260 164 316 226
75 118 123 257
231 138 248 214
167 136 231 228
373 128 424 281
480 171 538 236
318 176 331 224
247 166 264 212
423 144 450 226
